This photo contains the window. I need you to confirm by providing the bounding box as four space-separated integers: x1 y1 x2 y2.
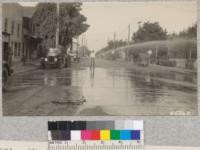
4 18 8 32
11 21 15 35
23 42 25 54
32 24 35 34
11 42 14 53
11 42 13 49
14 42 17 56
17 23 20 37
18 43 21 56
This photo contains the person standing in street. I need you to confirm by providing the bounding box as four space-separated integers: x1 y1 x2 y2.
90 50 96 69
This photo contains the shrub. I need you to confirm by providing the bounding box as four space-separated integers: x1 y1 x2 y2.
157 59 176 67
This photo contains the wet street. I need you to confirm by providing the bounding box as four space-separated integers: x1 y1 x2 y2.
3 58 197 116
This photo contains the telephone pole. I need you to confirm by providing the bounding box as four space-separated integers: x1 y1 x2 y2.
77 36 79 56
126 24 130 61
85 37 87 48
82 35 84 56
56 2 59 48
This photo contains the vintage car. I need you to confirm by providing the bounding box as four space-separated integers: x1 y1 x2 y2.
41 48 68 69
68 52 80 63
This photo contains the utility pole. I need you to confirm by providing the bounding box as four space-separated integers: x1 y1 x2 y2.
155 46 158 64
55 2 59 48
85 37 87 47
82 35 84 56
126 24 130 61
113 32 116 49
77 36 79 57
111 32 117 60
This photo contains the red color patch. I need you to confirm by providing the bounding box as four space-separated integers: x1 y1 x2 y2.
91 130 100 140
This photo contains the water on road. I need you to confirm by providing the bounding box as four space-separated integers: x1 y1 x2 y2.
3 66 197 116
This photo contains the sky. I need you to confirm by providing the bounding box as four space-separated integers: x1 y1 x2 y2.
18 2 38 7
19 1 197 51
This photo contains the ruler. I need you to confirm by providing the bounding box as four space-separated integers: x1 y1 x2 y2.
0 141 199 150
48 140 144 150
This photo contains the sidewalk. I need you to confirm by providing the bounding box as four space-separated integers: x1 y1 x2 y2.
12 59 41 74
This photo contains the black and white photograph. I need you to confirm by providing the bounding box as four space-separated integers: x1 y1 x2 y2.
2 1 197 116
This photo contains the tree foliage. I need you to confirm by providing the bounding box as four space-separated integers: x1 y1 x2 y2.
132 21 167 43
167 23 197 40
178 23 197 38
59 3 89 46
32 3 89 49
107 40 127 49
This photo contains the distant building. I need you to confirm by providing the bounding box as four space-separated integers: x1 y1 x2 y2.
2 3 36 61
71 38 79 53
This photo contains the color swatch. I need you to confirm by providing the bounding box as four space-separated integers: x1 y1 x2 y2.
48 120 143 141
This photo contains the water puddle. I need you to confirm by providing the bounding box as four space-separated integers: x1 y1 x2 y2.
6 67 197 115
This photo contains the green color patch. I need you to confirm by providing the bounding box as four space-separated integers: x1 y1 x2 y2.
110 130 120 140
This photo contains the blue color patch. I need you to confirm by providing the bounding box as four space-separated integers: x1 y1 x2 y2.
131 130 140 140
120 130 131 140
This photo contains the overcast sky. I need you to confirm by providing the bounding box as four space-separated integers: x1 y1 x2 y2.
19 1 197 51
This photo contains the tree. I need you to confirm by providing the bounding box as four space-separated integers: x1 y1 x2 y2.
178 23 197 38
32 3 89 50
107 40 127 49
132 21 167 43
59 3 89 47
167 23 197 40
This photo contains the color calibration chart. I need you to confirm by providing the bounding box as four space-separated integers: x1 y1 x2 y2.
48 120 144 150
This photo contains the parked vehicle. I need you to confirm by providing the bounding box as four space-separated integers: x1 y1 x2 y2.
68 52 80 63
40 48 69 69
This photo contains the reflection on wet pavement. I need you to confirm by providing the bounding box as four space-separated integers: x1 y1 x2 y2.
4 67 197 116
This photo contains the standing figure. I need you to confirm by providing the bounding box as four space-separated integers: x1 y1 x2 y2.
90 50 96 69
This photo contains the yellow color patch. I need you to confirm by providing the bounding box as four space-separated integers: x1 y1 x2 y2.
100 130 110 140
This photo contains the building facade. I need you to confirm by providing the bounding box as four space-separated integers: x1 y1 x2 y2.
2 3 36 61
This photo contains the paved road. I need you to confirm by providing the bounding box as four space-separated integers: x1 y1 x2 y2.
3 58 197 116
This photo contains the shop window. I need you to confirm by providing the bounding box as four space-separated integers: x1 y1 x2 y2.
4 18 8 32
11 21 15 35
